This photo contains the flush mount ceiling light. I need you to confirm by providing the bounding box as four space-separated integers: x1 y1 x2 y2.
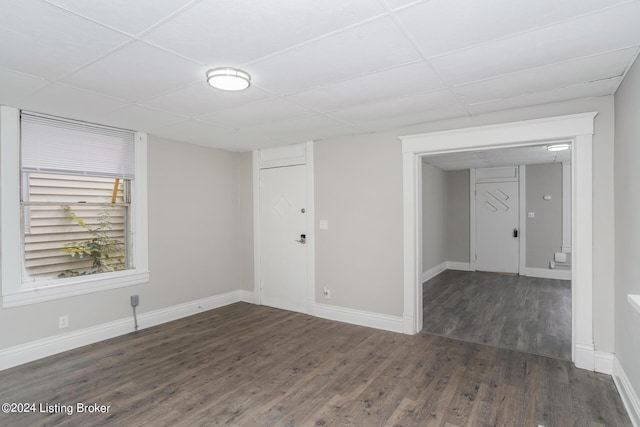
546 143 571 152
206 67 251 91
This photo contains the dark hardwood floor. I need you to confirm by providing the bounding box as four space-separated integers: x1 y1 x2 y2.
423 270 572 360
0 302 629 426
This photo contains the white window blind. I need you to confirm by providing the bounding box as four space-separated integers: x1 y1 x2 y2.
21 112 135 179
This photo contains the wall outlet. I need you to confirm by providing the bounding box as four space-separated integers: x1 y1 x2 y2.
323 287 331 299
58 315 68 329
130 295 139 307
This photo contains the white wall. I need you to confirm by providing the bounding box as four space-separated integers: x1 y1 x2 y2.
314 96 615 353
614 57 640 399
0 134 250 350
421 163 447 272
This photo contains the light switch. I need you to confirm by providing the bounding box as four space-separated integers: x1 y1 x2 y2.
319 220 329 230
528 212 535 218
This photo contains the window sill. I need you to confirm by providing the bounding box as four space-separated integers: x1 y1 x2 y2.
2 270 149 308
629 294 640 315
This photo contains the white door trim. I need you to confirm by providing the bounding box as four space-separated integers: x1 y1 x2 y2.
518 165 527 275
252 142 316 313
401 112 597 371
469 168 477 271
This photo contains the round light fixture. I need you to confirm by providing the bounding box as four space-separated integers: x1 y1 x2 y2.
546 143 570 152
206 67 251 91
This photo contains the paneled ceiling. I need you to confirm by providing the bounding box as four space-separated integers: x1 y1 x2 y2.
423 144 571 171
1 0 639 151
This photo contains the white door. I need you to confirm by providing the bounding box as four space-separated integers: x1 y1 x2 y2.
475 181 519 273
259 165 307 313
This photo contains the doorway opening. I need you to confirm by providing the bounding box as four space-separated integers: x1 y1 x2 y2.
401 112 597 371
418 146 572 360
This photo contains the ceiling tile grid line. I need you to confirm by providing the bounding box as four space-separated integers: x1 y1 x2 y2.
2 0 640 149
450 49 638 105
241 12 392 68
416 0 635 61
450 46 638 90
622 47 640 76
273 59 426 97
142 0 390 68
376 0 473 117
32 1 211 87
41 0 205 38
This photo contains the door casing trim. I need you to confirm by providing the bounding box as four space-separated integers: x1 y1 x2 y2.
400 112 597 371
252 142 315 313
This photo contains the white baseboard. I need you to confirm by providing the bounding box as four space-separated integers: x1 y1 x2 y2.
238 289 255 303
594 351 614 375
0 290 251 372
522 267 572 280
445 261 471 271
575 342 595 371
613 356 640 427
421 262 446 283
402 314 415 335
312 302 403 334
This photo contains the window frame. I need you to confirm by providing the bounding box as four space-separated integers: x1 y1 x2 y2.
1 106 149 308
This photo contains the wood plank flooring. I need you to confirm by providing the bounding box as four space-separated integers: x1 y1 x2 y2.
423 270 571 360
0 302 629 426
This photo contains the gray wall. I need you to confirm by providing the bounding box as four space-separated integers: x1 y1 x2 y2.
236 152 254 291
446 169 470 263
0 96 618 357
314 133 404 316
314 96 615 353
0 135 251 350
421 163 447 272
525 163 562 269
614 57 640 401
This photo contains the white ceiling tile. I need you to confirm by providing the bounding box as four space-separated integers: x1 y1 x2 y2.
61 41 201 102
249 17 422 94
468 77 623 115
245 115 346 138
287 62 445 112
453 48 638 103
0 0 129 79
424 145 571 170
97 105 186 132
197 97 313 128
144 0 386 65
0 67 49 106
44 0 195 35
353 106 469 132
384 0 424 11
328 89 461 123
140 82 274 117
429 1 640 84
274 125 363 144
148 119 240 147
396 0 628 57
19 83 128 122
1 1 639 151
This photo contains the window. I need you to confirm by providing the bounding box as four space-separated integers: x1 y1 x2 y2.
1 107 149 307
23 173 129 282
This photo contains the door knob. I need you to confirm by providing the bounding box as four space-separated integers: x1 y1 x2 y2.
295 234 306 244
513 228 519 238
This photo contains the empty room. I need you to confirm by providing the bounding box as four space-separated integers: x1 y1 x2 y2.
1 1 639 426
